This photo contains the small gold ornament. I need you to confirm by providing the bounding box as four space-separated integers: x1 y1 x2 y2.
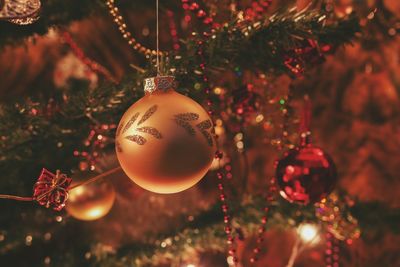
66 173 116 221
115 76 216 194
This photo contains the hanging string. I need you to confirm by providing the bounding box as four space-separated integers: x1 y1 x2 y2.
69 167 121 190
299 95 312 146
299 95 312 134
156 0 160 75
286 238 301 267
0 194 33 201
106 0 167 57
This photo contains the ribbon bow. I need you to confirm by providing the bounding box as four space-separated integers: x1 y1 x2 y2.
33 168 72 211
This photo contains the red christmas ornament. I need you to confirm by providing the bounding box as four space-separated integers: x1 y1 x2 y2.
231 84 261 116
275 97 337 205
275 140 337 205
33 168 72 211
284 39 332 76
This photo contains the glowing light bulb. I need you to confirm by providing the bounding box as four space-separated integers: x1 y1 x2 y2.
297 223 320 244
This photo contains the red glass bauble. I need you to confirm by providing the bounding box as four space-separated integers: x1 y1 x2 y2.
275 144 337 205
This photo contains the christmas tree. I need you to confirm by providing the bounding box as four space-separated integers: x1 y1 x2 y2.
0 0 399 266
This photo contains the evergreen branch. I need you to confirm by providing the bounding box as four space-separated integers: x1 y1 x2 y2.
90 198 400 267
0 10 358 166
0 8 361 266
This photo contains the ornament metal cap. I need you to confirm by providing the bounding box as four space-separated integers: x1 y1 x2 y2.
144 76 176 94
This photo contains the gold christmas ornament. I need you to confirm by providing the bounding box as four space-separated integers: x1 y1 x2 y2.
115 76 216 194
66 174 116 221
0 0 41 25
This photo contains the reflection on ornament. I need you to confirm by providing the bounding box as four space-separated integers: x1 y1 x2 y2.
116 76 216 194
66 174 115 221
275 137 337 205
0 0 41 25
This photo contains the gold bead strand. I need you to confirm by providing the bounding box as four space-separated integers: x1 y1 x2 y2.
106 0 165 57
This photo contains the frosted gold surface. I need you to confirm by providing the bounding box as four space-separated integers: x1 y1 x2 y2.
116 89 216 194
66 179 116 221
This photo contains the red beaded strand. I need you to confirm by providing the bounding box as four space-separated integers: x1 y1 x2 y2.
332 236 340 267
198 41 238 263
166 10 180 51
185 5 238 262
182 2 279 265
62 31 118 84
325 232 340 267
243 0 273 21
249 177 277 264
215 154 238 265
181 0 219 29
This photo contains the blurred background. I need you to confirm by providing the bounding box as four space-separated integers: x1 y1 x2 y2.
0 0 400 266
